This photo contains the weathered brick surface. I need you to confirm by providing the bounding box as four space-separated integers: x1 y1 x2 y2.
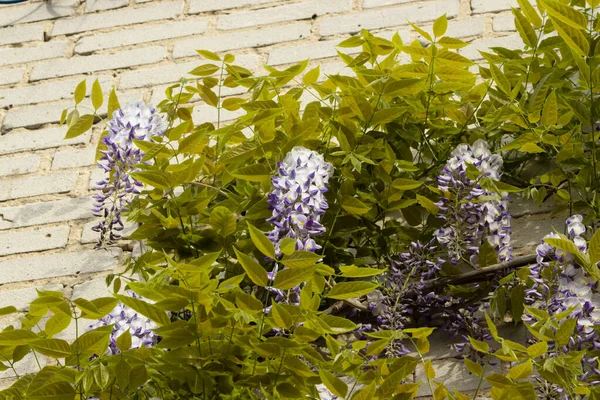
0 1 542 393
0 225 70 256
0 153 40 176
31 46 167 81
216 0 352 30
0 197 92 230
0 41 68 68
75 18 209 54
0 23 45 46
0 171 78 201
0 249 121 284
0 0 77 27
51 2 184 36
173 22 311 57
0 127 90 155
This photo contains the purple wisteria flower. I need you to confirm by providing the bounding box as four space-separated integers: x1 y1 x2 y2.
86 294 159 356
267 146 333 256
527 215 600 387
434 139 512 266
265 147 332 307
92 101 167 248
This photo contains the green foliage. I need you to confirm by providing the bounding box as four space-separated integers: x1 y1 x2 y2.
7 1 600 398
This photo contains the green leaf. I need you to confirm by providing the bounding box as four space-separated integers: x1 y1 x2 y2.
116 294 170 326
416 194 439 214
72 325 112 355
517 0 542 28
541 0 587 29
231 164 271 182
91 79 103 110
107 87 120 119
196 49 221 61
280 238 296 256
469 337 489 353
74 79 86 105
0 306 16 317
371 107 406 126
222 97 246 111
0 329 39 346
27 381 75 400
116 329 132 352
130 171 170 190
341 196 370 215
550 16 589 57
339 266 384 277
327 282 378 300
319 369 348 398
433 14 448 37
545 236 590 269
30 339 71 358
64 114 94 139
281 251 321 269
247 223 276 259
271 303 294 329
508 360 533 380
486 373 513 388
337 36 364 48
274 265 318 290
519 142 545 153
490 63 511 96
209 206 236 237
303 65 320 85
438 37 468 49
233 247 268 286
393 178 423 190
189 63 220 76
513 8 537 48
589 228 600 265
541 90 557 126
352 381 376 400
464 357 483 376
527 341 548 357
478 240 498 267
555 317 577 346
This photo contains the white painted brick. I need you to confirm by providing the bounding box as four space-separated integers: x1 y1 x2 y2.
75 18 209 54
268 38 360 66
0 41 68 67
318 0 459 36
119 54 259 89
0 76 112 108
217 0 352 30
493 14 516 32
0 126 90 155
192 102 244 124
0 225 69 256
459 34 522 60
31 46 167 81
0 67 24 86
85 0 128 13
0 171 78 201
0 0 77 27
0 197 92 230
189 0 276 13
445 16 485 38
0 353 46 380
52 1 184 36
81 219 136 244
0 153 40 176
72 277 116 299
2 101 72 130
89 167 105 190
0 249 121 284
52 146 96 170
0 23 44 46
363 0 419 8
0 284 62 310
174 22 311 58
472 0 520 13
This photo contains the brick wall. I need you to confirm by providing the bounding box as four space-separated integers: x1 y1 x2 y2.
0 0 559 394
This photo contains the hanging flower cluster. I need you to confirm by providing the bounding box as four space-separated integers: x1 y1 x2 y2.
92 101 167 248
434 139 512 265
527 215 600 387
86 295 159 356
266 146 333 256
